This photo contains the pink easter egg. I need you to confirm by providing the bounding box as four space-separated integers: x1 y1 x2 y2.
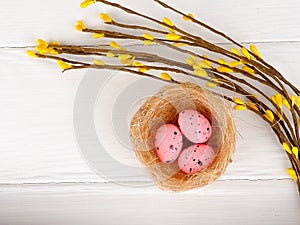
178 109 212 143
178 144 215 174
154 124 183 164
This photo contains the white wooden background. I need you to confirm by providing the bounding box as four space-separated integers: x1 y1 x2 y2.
1 0 300 224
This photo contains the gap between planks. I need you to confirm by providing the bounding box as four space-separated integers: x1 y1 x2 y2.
0 178 293 187
1 40 300 49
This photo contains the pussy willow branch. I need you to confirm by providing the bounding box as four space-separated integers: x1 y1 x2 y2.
104 18 300 123
153 0 300 97
30 0 300 192
35 47 300 191
94 0 300 140
92 0 300 188
86 27 282 93
152 0 300 140
97 16 300 142
104 20 290 100
46 44 297 147
96 0 297 94
51 41 298 147
150 41 300 144
95 0 240 61
152 0 242 48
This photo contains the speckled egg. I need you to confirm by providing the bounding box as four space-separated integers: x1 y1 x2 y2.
178 109 212 143
178 144 215 174
154 124 183 164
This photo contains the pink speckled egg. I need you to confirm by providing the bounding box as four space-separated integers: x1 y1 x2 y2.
178 144 215 174
154 124 183 164
178 109 212 143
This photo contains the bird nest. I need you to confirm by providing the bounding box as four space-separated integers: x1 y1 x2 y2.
130 82 236 192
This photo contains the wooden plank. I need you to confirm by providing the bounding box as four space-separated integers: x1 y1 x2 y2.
0 0 300 46
1 1 300 223
0 42 299 184
0 180 299 225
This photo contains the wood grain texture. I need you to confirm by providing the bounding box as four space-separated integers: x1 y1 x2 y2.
0 181 299 225
0 43 299 184
1 0 300 46
0 0 300 224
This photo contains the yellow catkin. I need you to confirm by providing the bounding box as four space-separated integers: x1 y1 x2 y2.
133 62 144 67
250 44 262 58
218 58 227 65
52 41 60 46
211 78 223 84
143 33 155 40
75 21 85 31
118 54 132 61
120 57 135 65
206 82 217 88
110 41 119 49
35 39 51 54
162 17 174 27
49 50 59 55
186 56 196 66
138 68 148 73
247 102 259 111
202 55 211 67
106 52 115 58
26 50 38 58
275 93 283 108
193 69 208 77
286 168 298 182
233 98 244 105
93 60 105 66
190 55 196 62
172 43 187 47
166 33 181 40
264 110 274 122
80 0 95 8
282 142 292 154
296 96 300 107
35 47 47 54
186 59 195 66
57 60 72 70
183 13 194 21
228 61 242 68
231 48 240 56
143 40 156 46
241 47 251 60
271 95 276 104
290 95 296 106
160 73 172 81
216 66 233 73
99 13 112 23
292 147 299 159
233 105 247 111
93 33 104 39
196 62 211 69
193 65 201 70
242 66 255 75
36 39 47 46
283 98 291 110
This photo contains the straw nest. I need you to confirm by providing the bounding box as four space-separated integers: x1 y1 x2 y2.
130 82 236 192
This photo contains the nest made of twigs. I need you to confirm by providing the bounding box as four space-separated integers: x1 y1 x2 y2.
130 82 236 192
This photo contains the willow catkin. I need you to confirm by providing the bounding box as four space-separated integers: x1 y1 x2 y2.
130 82 236 192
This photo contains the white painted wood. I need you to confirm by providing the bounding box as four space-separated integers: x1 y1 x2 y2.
0 180 299 225
1 1 300 224
0 43 299 184
1 0 300 47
